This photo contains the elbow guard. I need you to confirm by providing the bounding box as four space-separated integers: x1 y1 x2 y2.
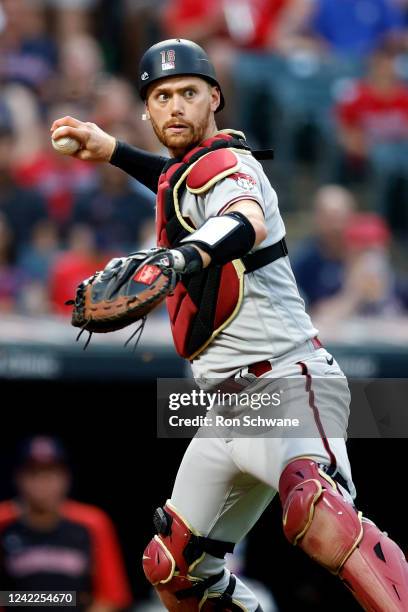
180 212 256 266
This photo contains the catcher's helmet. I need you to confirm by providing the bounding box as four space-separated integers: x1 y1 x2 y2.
138 38 225 112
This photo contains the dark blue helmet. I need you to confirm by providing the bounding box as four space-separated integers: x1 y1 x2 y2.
138 38 225 112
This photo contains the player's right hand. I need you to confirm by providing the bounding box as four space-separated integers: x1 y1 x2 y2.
50 116 117 162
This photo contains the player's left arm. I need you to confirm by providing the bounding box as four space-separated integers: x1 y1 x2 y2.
190 199 267 269
161 196 267 275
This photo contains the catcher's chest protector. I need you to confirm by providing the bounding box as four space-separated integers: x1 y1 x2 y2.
156 132 250 360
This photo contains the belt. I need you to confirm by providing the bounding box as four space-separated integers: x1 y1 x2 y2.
248 337 324 378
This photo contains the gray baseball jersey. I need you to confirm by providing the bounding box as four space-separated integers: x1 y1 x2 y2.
180 151 318 382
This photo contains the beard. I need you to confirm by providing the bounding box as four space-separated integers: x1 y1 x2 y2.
150 103 212 155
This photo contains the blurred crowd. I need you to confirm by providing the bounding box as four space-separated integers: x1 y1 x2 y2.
0 0 407 322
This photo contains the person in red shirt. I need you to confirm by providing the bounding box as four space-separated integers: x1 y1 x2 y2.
0 436 132 612
48 224 112 315
161 0 290 129
336 43 408 230
162 0 289 51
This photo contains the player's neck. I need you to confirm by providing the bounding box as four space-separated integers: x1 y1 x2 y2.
200 119 218 144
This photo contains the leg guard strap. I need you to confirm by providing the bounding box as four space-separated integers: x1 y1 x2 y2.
175 570 225 600
201 574 264 611
205 574 236 609
153 504 234 571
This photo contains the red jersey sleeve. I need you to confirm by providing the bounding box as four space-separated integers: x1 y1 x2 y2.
0 500 20 532
61 501 132 608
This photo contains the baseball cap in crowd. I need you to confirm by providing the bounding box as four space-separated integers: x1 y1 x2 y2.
344 213 391 250
16 436 68 470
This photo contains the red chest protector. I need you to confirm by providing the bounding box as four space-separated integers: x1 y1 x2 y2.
156 131 251 360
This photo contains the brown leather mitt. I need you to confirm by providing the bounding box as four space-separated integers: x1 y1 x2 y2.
68 248 178 334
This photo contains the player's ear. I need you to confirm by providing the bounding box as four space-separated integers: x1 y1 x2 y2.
210 86 221 113
142 106 151 121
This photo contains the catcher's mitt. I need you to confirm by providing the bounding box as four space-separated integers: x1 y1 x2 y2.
68 248 178 336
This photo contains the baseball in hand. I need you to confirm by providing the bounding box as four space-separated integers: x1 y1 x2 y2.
51 126 81 155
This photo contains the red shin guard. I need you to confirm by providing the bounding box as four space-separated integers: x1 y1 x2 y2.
143 503 234 611
279 458 408 611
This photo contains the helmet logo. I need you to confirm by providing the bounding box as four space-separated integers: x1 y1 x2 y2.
141 72 149 81
160 49 176 71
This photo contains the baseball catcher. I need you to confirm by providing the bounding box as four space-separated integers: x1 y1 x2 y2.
54 39 408 611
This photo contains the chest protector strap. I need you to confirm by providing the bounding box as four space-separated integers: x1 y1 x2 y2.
156 131 286 360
